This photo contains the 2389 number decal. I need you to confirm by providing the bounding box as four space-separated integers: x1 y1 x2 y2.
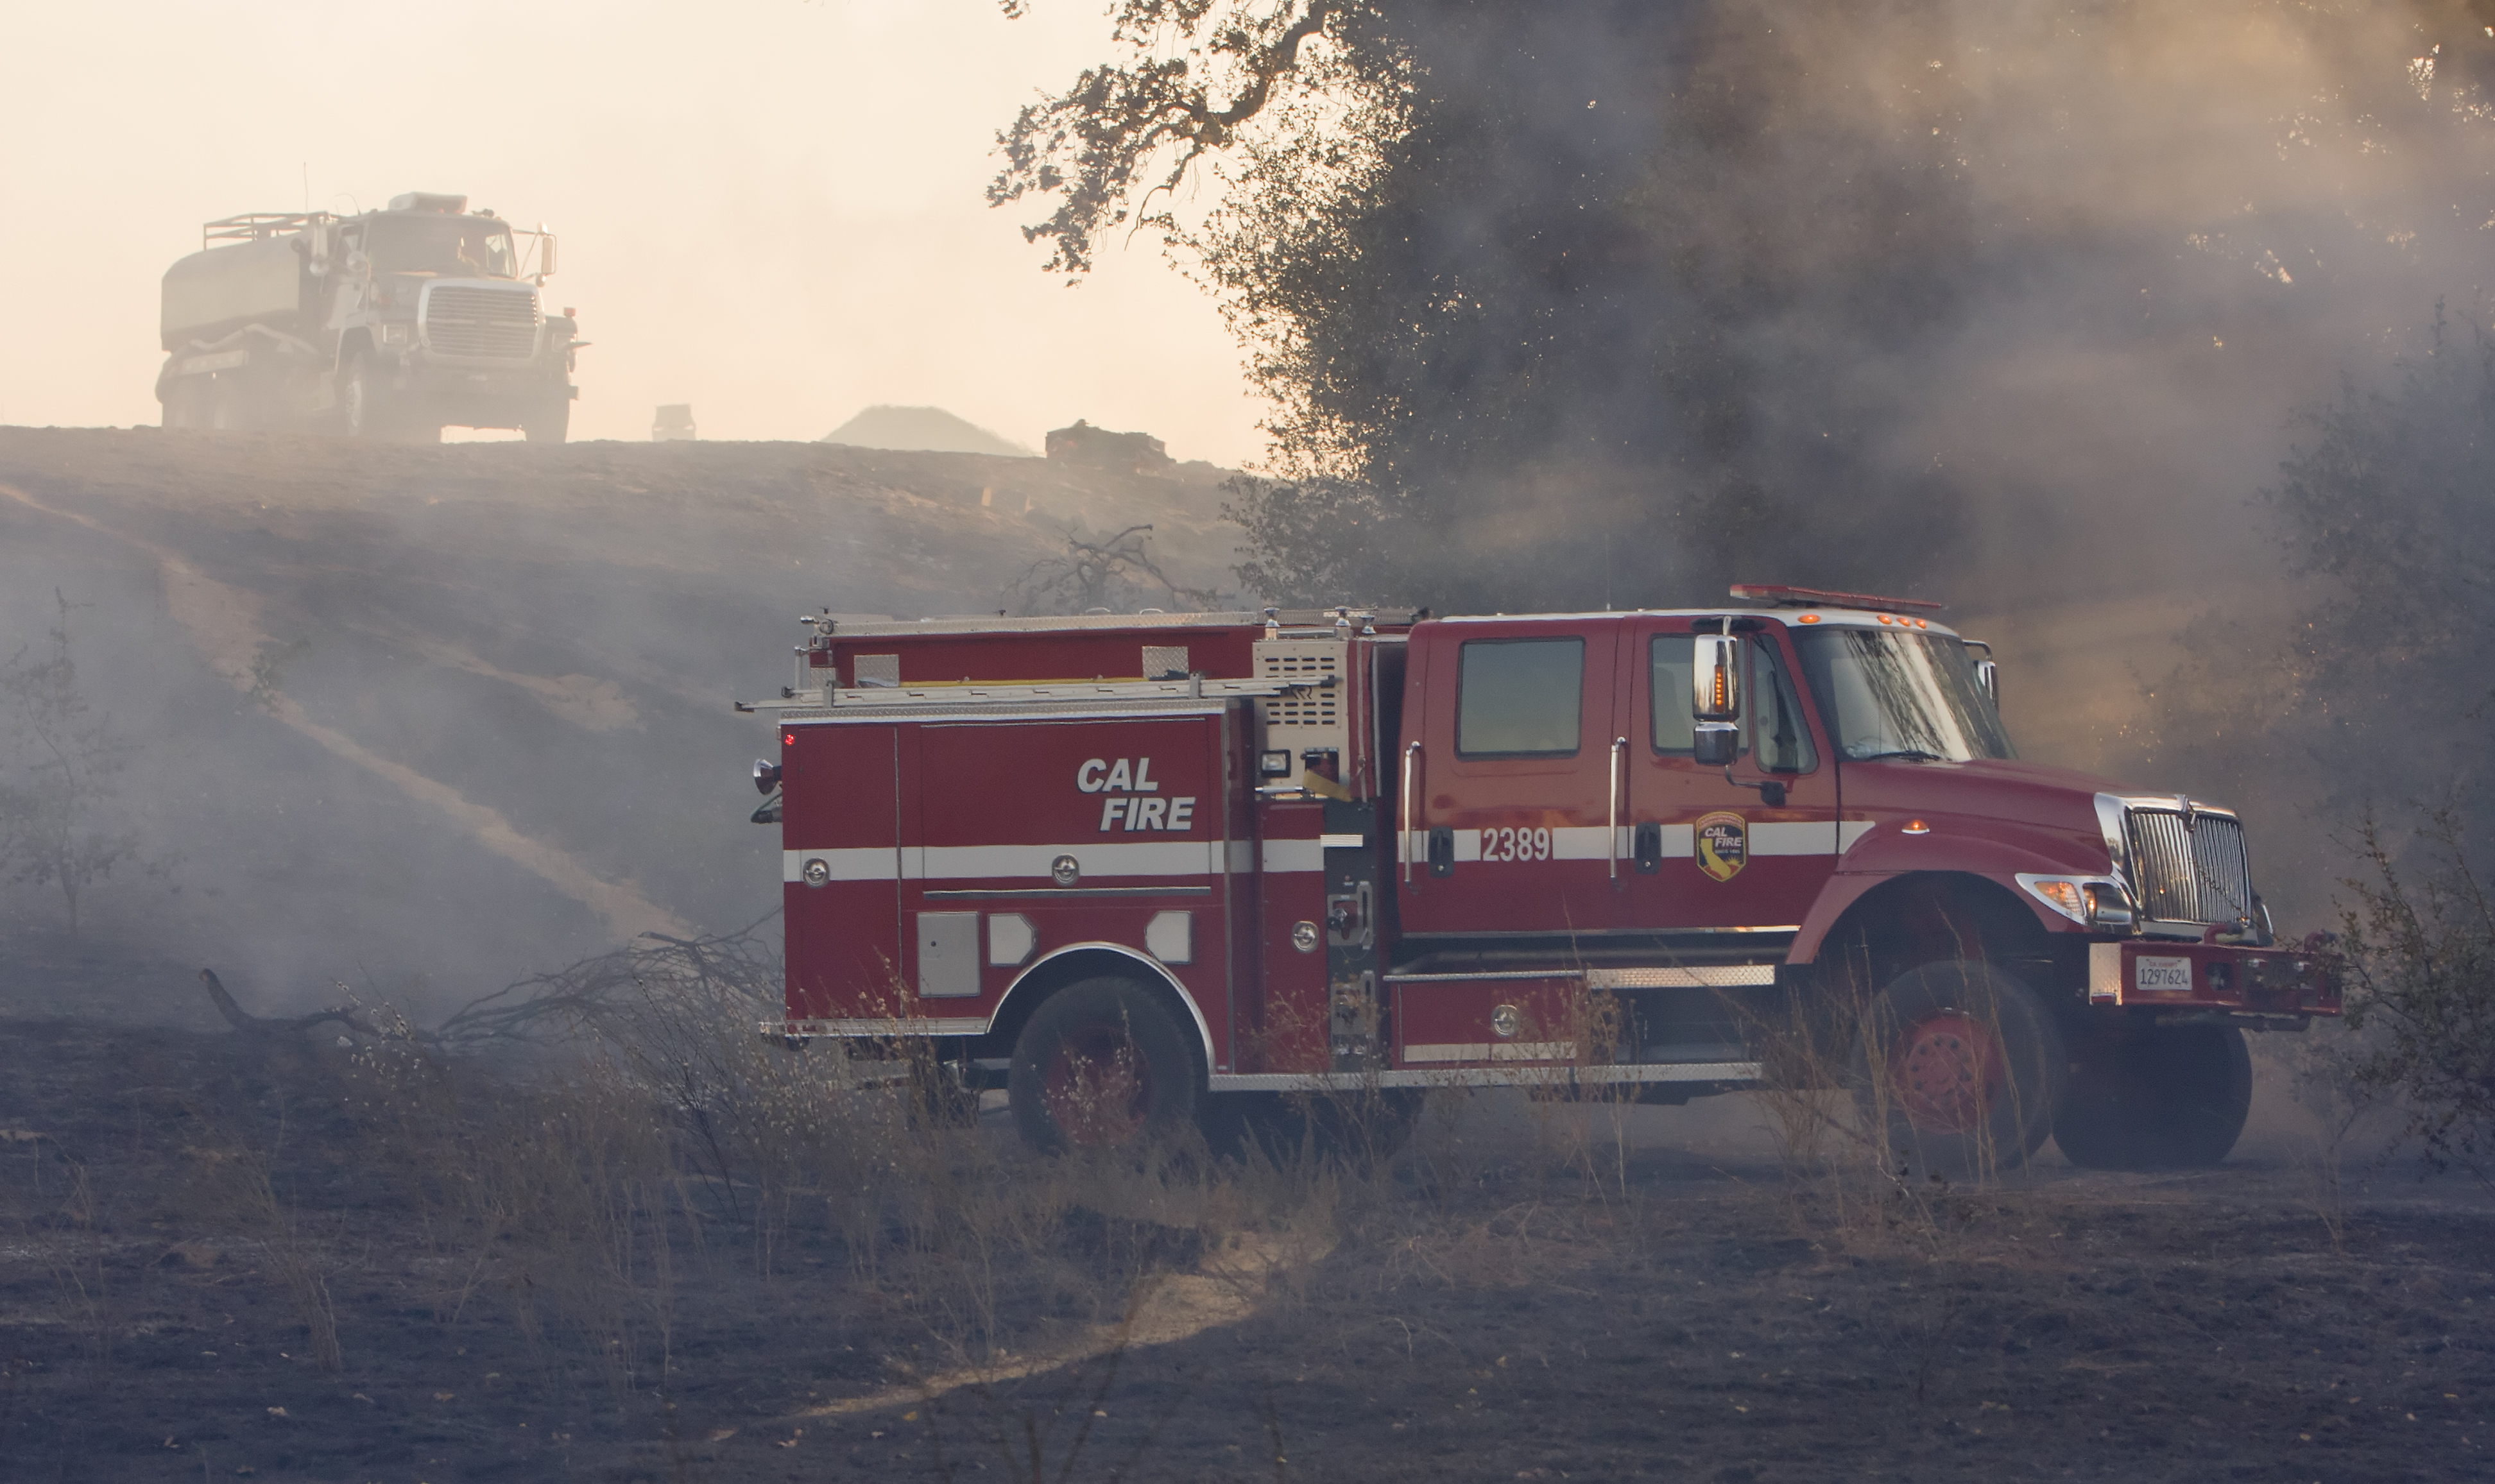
1480 826 1553 862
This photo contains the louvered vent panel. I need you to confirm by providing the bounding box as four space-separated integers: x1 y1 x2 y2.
1256 644 1341 728
1253 640 1350 791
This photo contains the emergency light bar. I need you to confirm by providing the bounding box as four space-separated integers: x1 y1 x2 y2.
1729 583 1945 615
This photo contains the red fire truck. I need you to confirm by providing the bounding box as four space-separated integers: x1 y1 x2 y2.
742 586 2338 1173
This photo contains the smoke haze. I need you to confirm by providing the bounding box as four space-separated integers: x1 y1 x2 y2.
0 0 1264 462
1287 0 2495 613
6 1 2492 1001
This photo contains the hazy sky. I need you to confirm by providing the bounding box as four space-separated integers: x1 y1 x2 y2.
0 1 1266 461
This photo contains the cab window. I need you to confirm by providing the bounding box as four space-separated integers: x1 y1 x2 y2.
1456 638 1584 757
1649 633 1817 772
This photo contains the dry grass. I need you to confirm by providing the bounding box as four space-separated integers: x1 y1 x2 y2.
24 925 1430 1474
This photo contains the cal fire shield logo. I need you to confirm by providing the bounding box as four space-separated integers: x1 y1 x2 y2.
1695 811 1747 882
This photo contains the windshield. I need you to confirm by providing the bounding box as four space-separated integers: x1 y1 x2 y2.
366 216 517 278
1794 627 2014 762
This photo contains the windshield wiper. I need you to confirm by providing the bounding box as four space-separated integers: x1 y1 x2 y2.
1851 748 1946 763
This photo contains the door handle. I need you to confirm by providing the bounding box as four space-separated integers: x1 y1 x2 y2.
1609 737 1629 880
1427 826 1454 877
1402 740 1422 887
1634 821 1662 874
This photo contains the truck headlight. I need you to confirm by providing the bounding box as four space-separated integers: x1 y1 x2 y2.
2019 876 2088 923
2084 883 2135 926
2016 874 2131 927
380 322 410 346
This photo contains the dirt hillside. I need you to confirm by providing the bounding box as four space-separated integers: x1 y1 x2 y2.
0 427 1246 1019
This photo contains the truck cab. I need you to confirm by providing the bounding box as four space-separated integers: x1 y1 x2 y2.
748 588 2338 1174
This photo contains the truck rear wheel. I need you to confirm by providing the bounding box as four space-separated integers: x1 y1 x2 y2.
1853 960 2066 1179
2052 1023 2251 1170
161 379 206 429
1008 977 1199 1152
207 375 252 431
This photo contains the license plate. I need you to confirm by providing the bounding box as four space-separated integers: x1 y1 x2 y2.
2134 956 2194 994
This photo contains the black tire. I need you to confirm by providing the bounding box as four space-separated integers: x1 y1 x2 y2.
341 355 391 440
1008 977 1199 1152
522 400 569 445
207 375 252 431
2053 1023 2252 1170
1853 960 2067 1179
161 378 205 429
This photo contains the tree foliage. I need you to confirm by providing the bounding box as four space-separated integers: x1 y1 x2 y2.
999 2 2495 615
994 1 1987 609
2337 806 2495 1189
2270 309 2495 724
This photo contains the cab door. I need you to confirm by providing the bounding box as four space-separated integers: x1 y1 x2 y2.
1396 618 1629 942
1618 620 1839 932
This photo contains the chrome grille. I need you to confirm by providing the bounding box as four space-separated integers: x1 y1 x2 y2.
421 285 540 359
2124 808 2254 924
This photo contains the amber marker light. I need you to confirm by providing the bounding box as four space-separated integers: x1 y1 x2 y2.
1901 819 1931 835
2029 880 2084 917
1797 614 1822 624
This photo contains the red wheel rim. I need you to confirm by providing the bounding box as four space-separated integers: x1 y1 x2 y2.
1042 1025 1152 1146
1889 1009 2004 1134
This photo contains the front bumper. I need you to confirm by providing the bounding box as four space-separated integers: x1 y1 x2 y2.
395 355 571 398
2086 937 2339 1018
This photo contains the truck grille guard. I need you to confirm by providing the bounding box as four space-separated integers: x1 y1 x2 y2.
2094 792 2262 937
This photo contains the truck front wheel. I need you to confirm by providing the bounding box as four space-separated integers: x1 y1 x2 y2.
341 355 391 440
522 400 569 445
1854 960 2066 1179
1008 977 1199 1152
2052 1023 2251 1170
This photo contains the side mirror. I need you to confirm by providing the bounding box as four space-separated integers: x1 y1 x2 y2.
1973 658 1998 706
306 221 330 277
538 233 558 279
1692 633 1741 722
1693 722 1738 767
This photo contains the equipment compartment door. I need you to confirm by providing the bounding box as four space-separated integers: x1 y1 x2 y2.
1396 618 1632 940
1619 620 1839 932
781 721 902 1022
908 713 1233 1062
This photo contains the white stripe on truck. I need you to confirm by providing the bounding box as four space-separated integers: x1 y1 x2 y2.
1400 819 1878 862
787 841 1222 883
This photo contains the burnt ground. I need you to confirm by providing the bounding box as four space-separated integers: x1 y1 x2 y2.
0 998 2489 1484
